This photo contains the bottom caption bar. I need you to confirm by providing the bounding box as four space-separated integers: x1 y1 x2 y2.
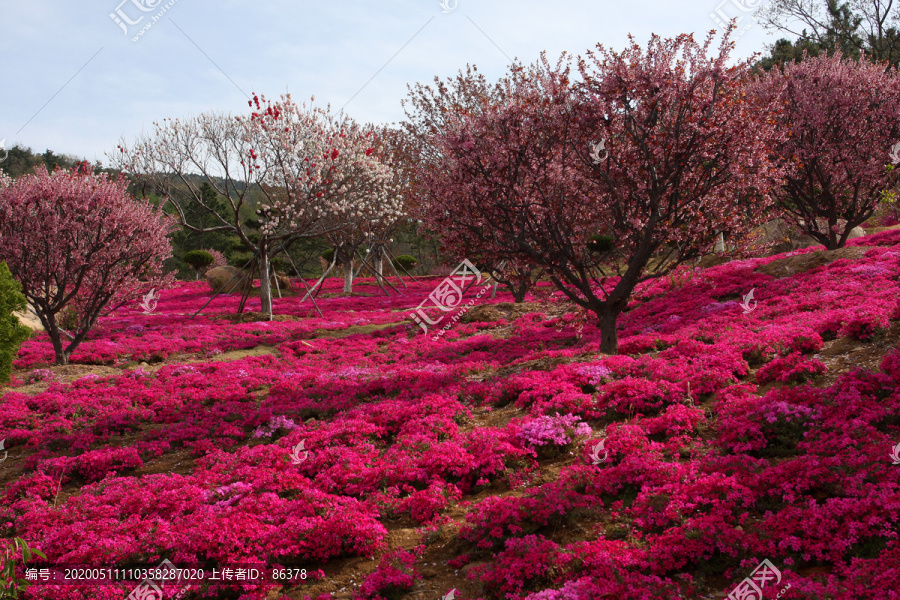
24 561 312 586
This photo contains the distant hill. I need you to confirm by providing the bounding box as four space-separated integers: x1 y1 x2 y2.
0 145 109 179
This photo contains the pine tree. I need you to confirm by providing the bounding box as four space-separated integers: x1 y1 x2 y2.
0 261 30 384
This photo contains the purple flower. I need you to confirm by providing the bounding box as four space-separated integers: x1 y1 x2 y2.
575 364 613 386
517 413 592 448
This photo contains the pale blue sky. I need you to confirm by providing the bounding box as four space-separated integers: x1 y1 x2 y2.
0 0 782 165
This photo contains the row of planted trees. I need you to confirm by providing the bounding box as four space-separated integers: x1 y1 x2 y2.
0 95 415 364
3 28 900 364
402 29 900 353
112 94 410 311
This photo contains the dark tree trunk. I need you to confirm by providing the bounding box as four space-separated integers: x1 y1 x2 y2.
597 306 621 355
39 312 66 366
47 328 71 365
510 281 528 303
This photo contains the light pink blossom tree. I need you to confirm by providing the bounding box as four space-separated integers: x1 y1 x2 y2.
311 124 407 294
244 95 403 296
408 32 785 354
0 165 174 365
752 51 900 248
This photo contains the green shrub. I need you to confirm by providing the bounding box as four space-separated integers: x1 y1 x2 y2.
0 262 31 385
183 250 215 280
228 252 253 268
270 255 289 274
321 248 335 263
392 255 418 272
184 250 214 271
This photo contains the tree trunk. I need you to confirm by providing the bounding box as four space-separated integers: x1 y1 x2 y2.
343 257 354 293
509 281 528 303
32 308 68 366
51 337 69 365
714 231 725 253
598 306 621 355
259 244 273 315
374 249 383 281
47 327 69 366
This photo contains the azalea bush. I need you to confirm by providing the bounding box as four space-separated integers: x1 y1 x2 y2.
358 548 421 600
515 413 592 458
756 352 827 385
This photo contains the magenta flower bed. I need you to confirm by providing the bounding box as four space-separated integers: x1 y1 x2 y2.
3 240 900 599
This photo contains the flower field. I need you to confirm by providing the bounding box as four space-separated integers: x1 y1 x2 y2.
4 231 900 599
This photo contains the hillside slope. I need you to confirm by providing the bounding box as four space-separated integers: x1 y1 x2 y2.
3 231 900 599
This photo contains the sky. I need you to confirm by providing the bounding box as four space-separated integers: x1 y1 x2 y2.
0 0 785 166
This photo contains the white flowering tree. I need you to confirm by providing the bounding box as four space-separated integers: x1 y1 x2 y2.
112 93 399 313
317 124 408 293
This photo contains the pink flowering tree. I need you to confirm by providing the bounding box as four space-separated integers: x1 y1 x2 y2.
203 248 227 270
403 66 542 302
753 51 900 248
361 125 418 285
0 165 174 365
244 95 402 297
408 32 784 354
113 94 399 312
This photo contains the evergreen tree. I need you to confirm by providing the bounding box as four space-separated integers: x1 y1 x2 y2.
757 0 898 70
0 261 31 384
168 182 239 277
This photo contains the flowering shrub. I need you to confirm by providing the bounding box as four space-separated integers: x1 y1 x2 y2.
842 312 890 341
524 574 679 600
515 413 592 458
24 368 55 384
203 248 227 271
38 446 144 483
253 415 297 438
471 535 570 599
5 224 900 598
358 549 421 599
460 494 567 553
395 482 461 524
756 352 827 384
597 377 675 416
574 363 613 390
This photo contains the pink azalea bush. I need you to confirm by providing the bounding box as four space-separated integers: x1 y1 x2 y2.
514 413 592 458
357 548 421 599
756 352 827 385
